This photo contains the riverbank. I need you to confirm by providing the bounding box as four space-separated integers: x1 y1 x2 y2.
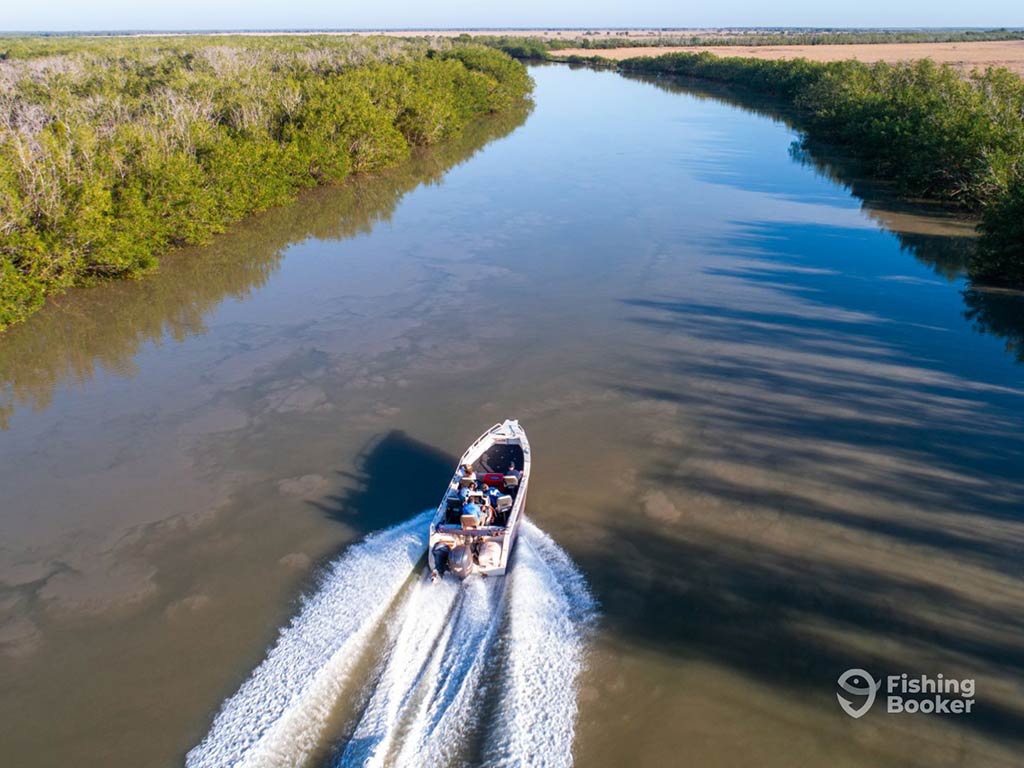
0 37 532 329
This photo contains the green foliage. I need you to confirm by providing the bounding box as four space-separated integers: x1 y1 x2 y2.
619 52 1024 286
0 37 533 329
975 179 1024 285
439 46 535 109
463 36 554 60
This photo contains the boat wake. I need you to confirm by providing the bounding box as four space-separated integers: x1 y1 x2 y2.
188 515 596 768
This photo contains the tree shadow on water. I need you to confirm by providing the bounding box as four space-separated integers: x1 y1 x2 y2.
963 286 1024 364
595 217 1024 750
308 430 456 536
576 521 1024 747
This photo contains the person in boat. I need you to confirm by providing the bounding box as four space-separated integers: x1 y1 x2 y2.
508 462 522 482
462 500 486 526
458 480 476 502
458 463 476 485
483 482 502 509
479 482 495 516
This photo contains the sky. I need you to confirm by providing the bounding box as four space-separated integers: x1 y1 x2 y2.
3 1 1023 33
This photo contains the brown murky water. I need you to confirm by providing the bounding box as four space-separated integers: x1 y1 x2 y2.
1 65 1022 767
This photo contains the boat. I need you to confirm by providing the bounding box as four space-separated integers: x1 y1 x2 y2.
428 420 530 580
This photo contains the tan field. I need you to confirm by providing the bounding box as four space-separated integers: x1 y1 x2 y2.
550 40 1024 75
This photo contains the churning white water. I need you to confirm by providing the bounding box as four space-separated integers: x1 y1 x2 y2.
354 575 507 768
188 513 595 768
479 521 597 768
186 512 431 768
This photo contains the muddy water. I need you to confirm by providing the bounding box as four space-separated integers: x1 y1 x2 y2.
1 65 1023 767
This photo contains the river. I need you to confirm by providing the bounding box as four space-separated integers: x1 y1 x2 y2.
1 63 1022 768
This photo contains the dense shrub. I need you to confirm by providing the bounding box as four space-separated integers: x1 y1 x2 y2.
619 52 1024 286
461 36 554 60
975 178 1024 285
0 37 533 328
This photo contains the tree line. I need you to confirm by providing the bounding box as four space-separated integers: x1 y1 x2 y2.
0 36 533 329
470 29 1024 59
553 29 1024 50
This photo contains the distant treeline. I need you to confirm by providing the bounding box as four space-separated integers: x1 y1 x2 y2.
610 54 1024 286
0 37 532 328
554 28 1024 50
470 29 1024 59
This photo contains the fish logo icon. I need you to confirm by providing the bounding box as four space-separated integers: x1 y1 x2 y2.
837 668 880 718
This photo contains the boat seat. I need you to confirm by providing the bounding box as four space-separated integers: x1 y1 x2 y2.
480 472 506 490
502 475 519 489
445 495 463 523
460 514 479 529
496 495 512 512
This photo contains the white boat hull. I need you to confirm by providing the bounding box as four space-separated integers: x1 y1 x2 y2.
428 419 530 579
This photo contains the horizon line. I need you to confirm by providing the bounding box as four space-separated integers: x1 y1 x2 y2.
4 25 1024 37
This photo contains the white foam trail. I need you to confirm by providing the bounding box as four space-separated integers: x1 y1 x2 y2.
390 576 507 768
338 518 595 768
187 511 432 768
337 576 461 767
192 512 596 768
482 520 598 768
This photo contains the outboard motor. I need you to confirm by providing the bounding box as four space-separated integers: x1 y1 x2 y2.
431 543 451 578
448 544 474 579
